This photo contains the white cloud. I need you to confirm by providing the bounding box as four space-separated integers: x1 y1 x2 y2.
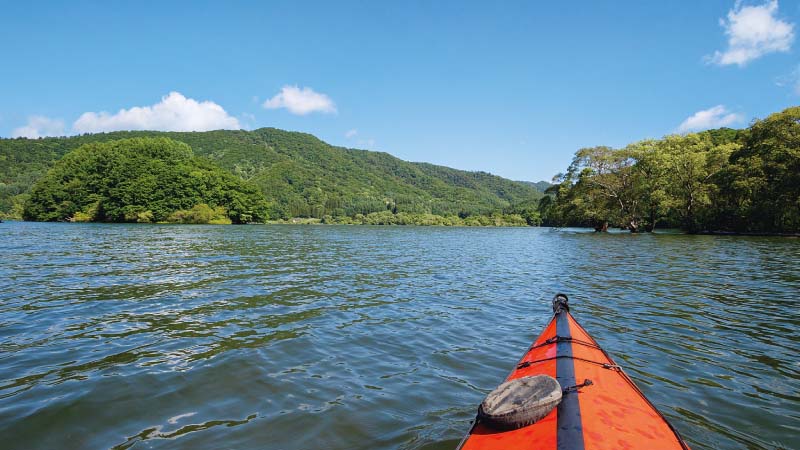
677 105 744 132
262 85 337 115
72 92 240 133
12 116 65 138
345 129 358 138
709 0 794 66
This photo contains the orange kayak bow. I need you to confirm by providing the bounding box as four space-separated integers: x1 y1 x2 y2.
457 294 690 450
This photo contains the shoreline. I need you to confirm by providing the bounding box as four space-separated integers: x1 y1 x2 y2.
4 218 800 236
696 230 800 238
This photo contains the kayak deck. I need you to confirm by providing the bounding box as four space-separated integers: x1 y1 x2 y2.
458 297 689 450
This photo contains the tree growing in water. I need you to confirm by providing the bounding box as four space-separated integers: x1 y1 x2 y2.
549 146 643 231
541 106 799 234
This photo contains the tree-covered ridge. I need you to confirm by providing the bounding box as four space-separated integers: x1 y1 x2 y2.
541 107 799 234
23 138 270 223
519 180 553 192
1 128 544 221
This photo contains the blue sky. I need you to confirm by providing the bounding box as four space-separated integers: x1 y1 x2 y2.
1 1 798 182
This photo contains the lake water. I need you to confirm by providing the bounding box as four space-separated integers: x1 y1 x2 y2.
1 222 798 450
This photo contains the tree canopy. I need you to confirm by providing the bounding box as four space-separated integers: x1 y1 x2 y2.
22 137 271 223
541 106 799 234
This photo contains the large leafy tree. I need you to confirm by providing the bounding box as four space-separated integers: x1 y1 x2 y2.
654 134 738 233
626 139 670 232
548 146 644 231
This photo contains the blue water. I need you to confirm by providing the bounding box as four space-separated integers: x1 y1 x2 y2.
1 222 798 449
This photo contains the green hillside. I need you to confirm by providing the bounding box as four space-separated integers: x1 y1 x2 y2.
0 128 543 221
23 138 269 223
519 180 553 192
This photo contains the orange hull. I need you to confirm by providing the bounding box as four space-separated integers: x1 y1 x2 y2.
458 298 689 450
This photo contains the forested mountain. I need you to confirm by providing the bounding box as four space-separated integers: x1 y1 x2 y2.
519 180 553 192
0 128 544 221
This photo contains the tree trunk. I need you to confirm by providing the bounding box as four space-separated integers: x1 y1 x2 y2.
645 209 657 232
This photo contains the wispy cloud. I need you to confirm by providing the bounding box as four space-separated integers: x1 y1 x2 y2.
262 85 337 115
776 65 800 94
12 115 65 138
240 112 257 130
357 138 376 148
677 105 744 132
343 129 374 147
708 0 794 66
73 92 241 133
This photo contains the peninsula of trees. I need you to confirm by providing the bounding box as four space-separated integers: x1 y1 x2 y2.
539 106 799 234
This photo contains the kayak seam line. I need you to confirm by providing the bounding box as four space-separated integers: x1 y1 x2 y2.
556 311 585 450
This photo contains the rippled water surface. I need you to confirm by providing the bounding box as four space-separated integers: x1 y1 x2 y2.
1 222 798 450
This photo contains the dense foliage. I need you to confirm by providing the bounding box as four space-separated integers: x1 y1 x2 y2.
541 106 800 234
22 138 270 223
320 211 529 226
1 128 544 223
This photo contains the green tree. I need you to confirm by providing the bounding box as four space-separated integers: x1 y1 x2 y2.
715 107 800 232
553 146 643 231
653 134 738 233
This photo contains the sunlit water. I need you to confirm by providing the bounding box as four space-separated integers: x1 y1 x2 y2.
1 222 798 450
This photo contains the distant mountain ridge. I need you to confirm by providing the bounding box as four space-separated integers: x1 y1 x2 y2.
0 128 544 219
519 180 552 192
